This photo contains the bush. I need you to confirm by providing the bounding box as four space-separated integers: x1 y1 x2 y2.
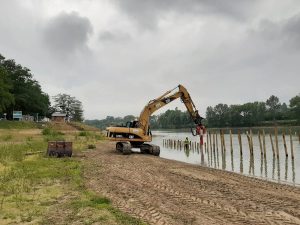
87 144 96 149
42 128 51 135
78 131 89 137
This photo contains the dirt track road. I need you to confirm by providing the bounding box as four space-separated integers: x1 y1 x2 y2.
84 142 300 225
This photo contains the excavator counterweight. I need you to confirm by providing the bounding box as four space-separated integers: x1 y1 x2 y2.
106 84 203 156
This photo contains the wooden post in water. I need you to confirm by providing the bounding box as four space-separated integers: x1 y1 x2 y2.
230 129 233 153
275 127 279 159
250 129 254 156
238 130 242 155
289 129 294 159
262 129 266 156
258 130 263 155
213 131 216 152
246 131 252 154
270 133 275 156
219 130 223 152
209 131 212 153
216 131 219 152
222 130 226 152
282 131 288 157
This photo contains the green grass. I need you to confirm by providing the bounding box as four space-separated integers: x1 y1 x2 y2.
0 121 38 129
0 141 46 164
68 192 146 225
42 127 65 141
0 124 146 225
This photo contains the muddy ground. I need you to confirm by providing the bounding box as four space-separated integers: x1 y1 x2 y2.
84 142 300 225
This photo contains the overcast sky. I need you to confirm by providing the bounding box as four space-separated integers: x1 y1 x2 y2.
1 0 300 119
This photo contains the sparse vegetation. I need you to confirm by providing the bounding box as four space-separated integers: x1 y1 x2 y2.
0 121 38 129
0 122 144 224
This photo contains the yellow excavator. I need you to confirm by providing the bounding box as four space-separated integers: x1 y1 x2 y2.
106 84 203 155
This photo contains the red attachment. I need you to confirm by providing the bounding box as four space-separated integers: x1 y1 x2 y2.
196 125 206 146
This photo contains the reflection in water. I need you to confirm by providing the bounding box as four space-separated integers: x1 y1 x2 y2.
277 158 280 181
231 151 234 172
272 156 275 179
184 146 190 157
285 157 288 181
222 150 226 170
260 154 263 176
264 155 268 178
213 149 216 168
292 159 295 183
249 155 254 176
210 145 213 167
216 147 219 168
200 146 205 166
240 154 244 174
207 144 210 167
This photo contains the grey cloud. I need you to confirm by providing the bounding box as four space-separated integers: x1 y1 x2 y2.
258 14 300 50
282 14 300 47
113 0 259 29
99 31 131 42
43 11 93 55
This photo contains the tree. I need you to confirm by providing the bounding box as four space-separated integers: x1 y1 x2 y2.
290 94 300 122
205 106 217 127
266 95 280 120
53 94 84 121
0 66 14 113
0 54 50 118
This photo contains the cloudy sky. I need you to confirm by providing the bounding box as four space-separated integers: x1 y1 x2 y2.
1 0 300 119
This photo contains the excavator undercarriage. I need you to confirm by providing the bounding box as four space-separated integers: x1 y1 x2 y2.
115 142 160 156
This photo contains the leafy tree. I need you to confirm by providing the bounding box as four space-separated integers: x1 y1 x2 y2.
290 94 300 122
266 95 280 120
205 106 217 127
0 66 14 113
0 54 50 118
214 104 230 127
228 105 243 127
53 94 84 121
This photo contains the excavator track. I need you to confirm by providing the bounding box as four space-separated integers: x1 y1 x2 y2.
140 144 160 156
116 142 132 155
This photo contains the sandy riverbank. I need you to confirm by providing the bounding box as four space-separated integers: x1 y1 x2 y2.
84 141 300 225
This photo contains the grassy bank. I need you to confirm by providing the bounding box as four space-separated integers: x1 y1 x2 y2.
0 122 146 225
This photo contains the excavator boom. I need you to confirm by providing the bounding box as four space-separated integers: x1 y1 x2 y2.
106 84 203 156
138 85 203 135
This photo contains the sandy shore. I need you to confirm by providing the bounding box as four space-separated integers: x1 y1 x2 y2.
84 141 300 225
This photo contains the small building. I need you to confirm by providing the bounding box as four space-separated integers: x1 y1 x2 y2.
51 112 67 123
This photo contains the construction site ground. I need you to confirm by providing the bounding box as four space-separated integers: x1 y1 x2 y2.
84 141 300 225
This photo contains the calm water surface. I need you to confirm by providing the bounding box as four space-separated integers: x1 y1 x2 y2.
152 130 300 186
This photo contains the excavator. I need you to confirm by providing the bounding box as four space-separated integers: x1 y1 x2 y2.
106 84 203 156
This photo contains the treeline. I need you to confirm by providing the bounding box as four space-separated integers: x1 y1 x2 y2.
86 95 300 130
0 54 50 119
85 108 195 130
85 115 137 130
206 95 300 127
0 54 84 121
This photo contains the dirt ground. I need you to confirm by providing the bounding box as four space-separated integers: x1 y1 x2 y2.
84 142 300 225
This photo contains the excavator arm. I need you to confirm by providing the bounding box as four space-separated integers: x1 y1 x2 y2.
138 84 203 135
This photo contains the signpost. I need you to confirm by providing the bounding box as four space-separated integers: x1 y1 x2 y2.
13 111 22 121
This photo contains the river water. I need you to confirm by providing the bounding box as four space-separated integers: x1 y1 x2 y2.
152 130 300 186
